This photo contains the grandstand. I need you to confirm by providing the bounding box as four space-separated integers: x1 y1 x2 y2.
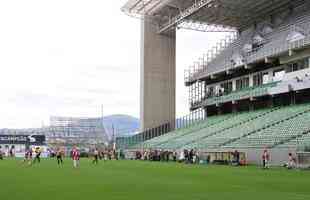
120 0 310 165
127 103 310 149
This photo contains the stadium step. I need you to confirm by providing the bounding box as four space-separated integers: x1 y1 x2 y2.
178 107 279 149
128 113 236 149
124 103 310 150
223 110 310 148
223 103 310 149
273 129 310 148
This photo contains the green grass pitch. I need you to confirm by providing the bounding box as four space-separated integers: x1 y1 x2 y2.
1 158 310 200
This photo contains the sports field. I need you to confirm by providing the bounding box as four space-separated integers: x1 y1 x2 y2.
1 159 310 200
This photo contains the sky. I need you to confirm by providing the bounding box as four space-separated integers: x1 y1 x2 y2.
0 0 227 129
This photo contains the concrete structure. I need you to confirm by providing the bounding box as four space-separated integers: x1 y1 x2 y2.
121 0 245 130
140 19 176 130
120 0 310 165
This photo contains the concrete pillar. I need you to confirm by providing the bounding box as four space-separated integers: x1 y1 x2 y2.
266 96 274 108
290 92 296 105
249 103 254 111
232 79 237 91
232 103 237 113
268 70 273 83
140 19 176 130
204 107 208 119
249 74 254 87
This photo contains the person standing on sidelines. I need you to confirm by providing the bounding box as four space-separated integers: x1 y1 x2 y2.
33 147 42 164
92 148 99 165
72 146 80 168
262 149 270 169
56 148 64 166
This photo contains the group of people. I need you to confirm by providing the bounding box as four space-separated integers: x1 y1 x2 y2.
0 145 15 158
57 147 121 167
133 148 297 169
53 147 105 168
53 147 120 168
0 145 298 170
0 145 121 169
135 149 200 164
21 146 83 168
261 149 296 169
179 149 200 163
22 147 42 165
135 149 177 162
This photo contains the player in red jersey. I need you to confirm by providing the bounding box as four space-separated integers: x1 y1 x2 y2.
71 146 80 168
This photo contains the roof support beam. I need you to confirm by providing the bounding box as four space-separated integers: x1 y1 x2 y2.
157 0 215 34
129 0 144 12
137 0 157 12
177 20 236 33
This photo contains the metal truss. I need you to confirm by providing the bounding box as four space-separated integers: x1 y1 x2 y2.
121 0 169 16
178 20 236 33
157 0 214 34
122 0 300 34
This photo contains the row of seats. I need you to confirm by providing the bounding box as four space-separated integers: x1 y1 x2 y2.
157 108 273 150
206 2 310 75
129 103 310 150
224 104 310 148
184 104 308 149
278 132 310 148
133 107 276 149
206 81 279 106
133 113 234 149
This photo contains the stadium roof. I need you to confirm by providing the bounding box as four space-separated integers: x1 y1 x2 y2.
122 0 305 34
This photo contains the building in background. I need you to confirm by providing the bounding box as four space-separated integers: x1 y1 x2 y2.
48 116 109 147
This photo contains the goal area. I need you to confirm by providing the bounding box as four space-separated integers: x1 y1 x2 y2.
297 143 310 169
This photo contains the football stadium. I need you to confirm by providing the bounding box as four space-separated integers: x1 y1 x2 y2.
118 0 310 167
2 0 310 200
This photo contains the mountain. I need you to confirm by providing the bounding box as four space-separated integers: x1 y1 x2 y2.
102 115 139 138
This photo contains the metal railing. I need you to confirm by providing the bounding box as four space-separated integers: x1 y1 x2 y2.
185 34 310 84
116 109 205 149
184 32 237 83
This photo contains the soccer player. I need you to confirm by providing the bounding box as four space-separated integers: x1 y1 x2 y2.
172 151 177 162
23 148 33 166
56 148 64 165
9 146 15 157
71 146 80 168
262 149 270 169
33 147 42 164
179 150 185 163
231 150 240 166
92 148 99 165
287 153 296 169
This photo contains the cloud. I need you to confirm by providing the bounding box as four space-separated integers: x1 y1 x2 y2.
0 0 228 128
7 90 96 108
95 65 135 73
